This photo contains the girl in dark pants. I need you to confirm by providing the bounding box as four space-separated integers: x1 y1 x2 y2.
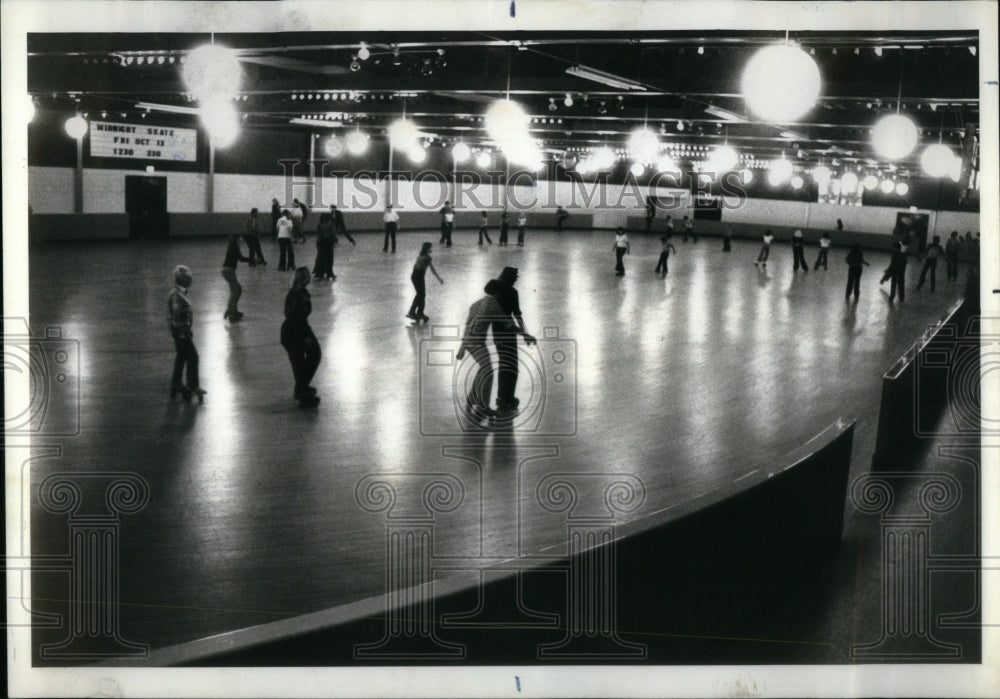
407 242 444 322
791 230 809 272
221 233 250 321
945 231 961 281
167 265 206 401
478 211 493 245
654 234 676 276
281 267 321 408
844 244 870 302
917 235 944 291
613 228 630 275
499 212 510 245
722 224 732 252
244 208 267 266
313 213 335 280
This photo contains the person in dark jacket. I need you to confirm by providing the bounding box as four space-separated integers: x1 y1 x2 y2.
791 230 809 272
327 204 355 279
556 205 569 231
478 211 493 245
493 267 530 415
271 198 281 237
221 232 250 321
917 235 944 291
886 241 908 303
498 211 510 246
406 242 444 322
281 267 321 408
244 208 267 266
844 243 870 302
945 231 961 282
313 213 336 281
439 201 454 248
167 265 206 401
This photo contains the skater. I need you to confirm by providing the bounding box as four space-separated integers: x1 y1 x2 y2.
945 231 961 281
682 215 696 242
792 230 809 272
270 197 281 237
290 198 306 243
244 208 267 266
313 212 336 281
886 240 908 303
755 230 773 266
439 201 454 247
813 230 831 270
383 204 399 253
917 235 944 291
478 211 493 245
280 267 321 408
406 242 443 322
645 199 655 233
664 215 675 239
493 267 531 415
654 233 676 276
836 218 844 234
276 209 295 271
516 212 527 246
556 205 569 231
221 232 251 321
613 227 630 276
499 211 510 246
722 224 732 252
456 279 536 424
328 204 355 280
167 265 206 402
844 243 870 302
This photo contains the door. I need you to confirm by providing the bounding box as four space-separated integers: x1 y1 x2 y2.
125 175 169 239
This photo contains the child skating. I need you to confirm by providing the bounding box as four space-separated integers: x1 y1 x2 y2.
755 230 773 267
167 265 206 402
407 242 444 323
654 233 677 276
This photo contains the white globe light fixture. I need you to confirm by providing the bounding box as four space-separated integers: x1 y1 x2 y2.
811 165 832 185
656 154 677 173
388 118 421 153
345 131 369 156
948 156 963 183
475 151 492 169
871 113 919 160
576 158 593 175
863 174 879 191
791 175 804 189
630 162 645 177
841 171 859 194
627 128 659 162
485 99 531 147
324 136 344 158
740 168 754 184
921 143 955 178
830 179 842 196
895 181 909 196
452 141 471 163
408 145 427 164
593 146 616 170
200 99 240 148
767 169 786 187
880 178 895 194
706 145 739 174
741 43 821 122
769 156 794 184
64 115 88 140
183 44 242 100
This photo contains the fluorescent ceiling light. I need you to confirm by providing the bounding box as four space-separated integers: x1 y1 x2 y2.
135 102 201 115
703 105 747 122
289 118 345 128
565 65 644 91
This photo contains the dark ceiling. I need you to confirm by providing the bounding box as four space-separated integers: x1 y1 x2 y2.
27 31 981 174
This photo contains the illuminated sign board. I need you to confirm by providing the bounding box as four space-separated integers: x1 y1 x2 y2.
89 121 197 161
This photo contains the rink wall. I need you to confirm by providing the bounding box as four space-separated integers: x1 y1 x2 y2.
28 166 981 244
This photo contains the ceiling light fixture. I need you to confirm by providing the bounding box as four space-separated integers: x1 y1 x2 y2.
565 65 644 91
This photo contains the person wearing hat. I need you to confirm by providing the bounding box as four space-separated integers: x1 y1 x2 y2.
167 265 206 402
457 280 536 424
493 267 530 414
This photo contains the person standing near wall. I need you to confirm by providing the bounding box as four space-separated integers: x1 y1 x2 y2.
654 233 676 276
221 232 250 322
383 204 399 253
813 230 831 270
244 208 267 267
406 242 444 323
917 235 944 292
271 198 281 237
516 212 527 246
276 210 295 271
440 200 454 248
722 224 732 252
791 230 809 273
556 205 569 231
478 211 493 245
682 215 696 242
645 198 655 233
613 228 630 276
167 265 206 402
755 230 773 267
281 267 321 408
844 243 870 302
945 231 961 282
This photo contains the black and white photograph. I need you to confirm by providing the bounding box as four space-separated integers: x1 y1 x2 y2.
3 1 998 696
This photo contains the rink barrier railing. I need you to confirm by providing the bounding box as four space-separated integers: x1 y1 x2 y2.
98 417 854 666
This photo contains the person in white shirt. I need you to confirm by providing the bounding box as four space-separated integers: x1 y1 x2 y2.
755 230 773 267
290 199 306 243
516 213 527 246
612 228 630 276
439 201 454 248
383 204 400 253
276 210 295 271
682 215 696 242
814 231 832 270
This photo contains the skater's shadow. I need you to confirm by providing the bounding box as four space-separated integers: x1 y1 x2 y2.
756 267 770 287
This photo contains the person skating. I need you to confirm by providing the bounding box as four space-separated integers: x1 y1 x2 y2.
755 230 773 267
682 215 696 242
792 230 809 272
945 231 961 282
456 280 536 425
167 265 206 402
313 213 336 281
290 198 306 243
886 241 908 303
439 201 454 247
383 204 399 253
406 242 444 322
281 267 321 408
221 232 251 321
613 228 630 276
270 198 281 237
328 204 355 279
813 230 831 270
478 211 493 245
917 235 944 291
276 209 295 271
516 212 527 246
844 243 870 302
498 211 510 246
244 208 267 266
654 233 677 276
493 267 530 416
556 205 569 231
722 224 732 252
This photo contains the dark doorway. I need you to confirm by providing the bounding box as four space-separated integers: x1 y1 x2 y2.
125 175 169 239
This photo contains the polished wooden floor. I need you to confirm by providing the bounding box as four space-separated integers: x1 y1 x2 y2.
25 230 967 657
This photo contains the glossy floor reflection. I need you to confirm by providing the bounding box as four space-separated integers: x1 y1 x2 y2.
26 230 966 656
